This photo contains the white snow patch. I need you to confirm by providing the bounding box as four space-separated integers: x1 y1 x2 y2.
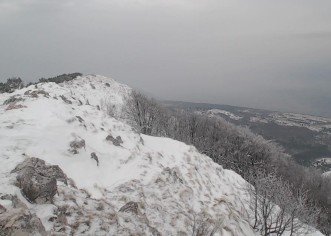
202 109 242 120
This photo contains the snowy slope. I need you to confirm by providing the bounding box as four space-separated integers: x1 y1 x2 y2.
204 109 242 121
0 75 321 235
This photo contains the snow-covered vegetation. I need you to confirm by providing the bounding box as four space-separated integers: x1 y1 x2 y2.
181 104 331 172
124 91 331 235
0 75 328 235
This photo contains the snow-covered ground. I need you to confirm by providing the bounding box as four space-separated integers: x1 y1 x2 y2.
206 107 331 133
269 112 331 132
199 109 242 121
0 75 323 235
249 116 268 124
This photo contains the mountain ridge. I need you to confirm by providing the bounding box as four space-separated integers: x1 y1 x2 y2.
0 75 263 235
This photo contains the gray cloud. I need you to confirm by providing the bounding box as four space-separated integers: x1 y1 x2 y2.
1 0 331 116
291 31 331 40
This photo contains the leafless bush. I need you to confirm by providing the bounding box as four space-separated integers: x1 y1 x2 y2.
191 213 220 236
0 77 24 93
125 90 161 135
247 170 320 236
100 98 117 117
318 175 331 235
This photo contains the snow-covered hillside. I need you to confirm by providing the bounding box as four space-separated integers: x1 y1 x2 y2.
201 109 242 121
0 75 321 235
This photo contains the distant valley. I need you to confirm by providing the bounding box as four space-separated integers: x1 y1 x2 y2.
165 101 331 172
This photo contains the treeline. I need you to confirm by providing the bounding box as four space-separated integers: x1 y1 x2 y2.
0 77 24 93
0 73 82 94
37 73 82 84
122 90 331 235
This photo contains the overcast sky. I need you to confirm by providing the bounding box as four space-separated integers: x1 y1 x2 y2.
1 0 331 116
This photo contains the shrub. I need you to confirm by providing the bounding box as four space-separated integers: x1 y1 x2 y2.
0 77 24 93
38 73 82 84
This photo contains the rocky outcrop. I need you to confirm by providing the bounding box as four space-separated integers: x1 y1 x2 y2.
59 95 72 104
0 194 27 209
24 89 50 98
5 102 27 111
12 157 67 204
0 194 46 236
119 201 139 215
3 95 27 111
156 167 184 185
75 116 84 123
0 208 46 236
0 194 26 208
91 152 99 166
106 135 123 146
69 138 86 154
3 96 24 105
29 90 50 98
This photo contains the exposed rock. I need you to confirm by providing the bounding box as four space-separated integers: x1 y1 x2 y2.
29 90 50 98
140 137 144 145
5 102 27 111
0 208 46 236
3 96 24 105
106 135 123 146
47 165 68 185
116 136 123 144
0 194 27 209
105 83 110 87
75 116 84 123
12 157 67 204
90 152 99 166
59 95 72 104
70 149 78 155
119 201 139 215
16 170 57 204
24 90 31 95
30 92 38 98
90 83 96 89
156 167 184 185
69 139 86 154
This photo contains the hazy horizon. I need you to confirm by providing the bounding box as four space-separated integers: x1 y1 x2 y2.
1 0 331 117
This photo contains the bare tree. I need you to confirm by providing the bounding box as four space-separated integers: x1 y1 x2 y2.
317 175 331 236
100 98 117 118
0 77 24 93
247 171 320 236
191 213 220 236
125 90 160 135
